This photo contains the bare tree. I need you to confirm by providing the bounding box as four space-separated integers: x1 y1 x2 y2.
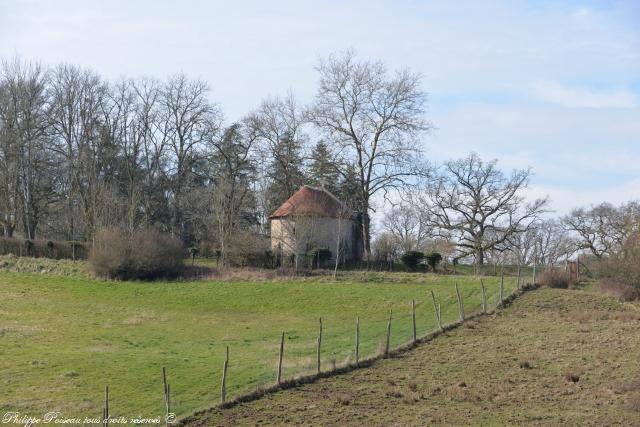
534 219 576 267
0 74 20 237
160 74 220 239
246 93 307 214
0 58 53 239
308 50 431 260
506 226 539 266
563 202 639 258
419 153 548 267
132 77 170 228
47 64 110 241
382 202 430 252
208 123 257 266
372 232 402 263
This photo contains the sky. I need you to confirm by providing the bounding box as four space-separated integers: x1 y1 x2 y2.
1 0 638 214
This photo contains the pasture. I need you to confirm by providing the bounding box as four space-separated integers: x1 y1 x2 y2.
186 287 640 426
0 261 517 419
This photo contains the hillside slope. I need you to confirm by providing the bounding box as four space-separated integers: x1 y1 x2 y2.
184 288 640 426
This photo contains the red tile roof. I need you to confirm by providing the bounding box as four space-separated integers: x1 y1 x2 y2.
269 185 353 219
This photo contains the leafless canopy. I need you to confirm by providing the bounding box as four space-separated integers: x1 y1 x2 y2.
564 201 640 258
308 50 431 258
419 153 548 265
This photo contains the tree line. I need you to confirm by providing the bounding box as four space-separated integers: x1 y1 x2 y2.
378 152 640 269
0 51 430 261
6 50 630 269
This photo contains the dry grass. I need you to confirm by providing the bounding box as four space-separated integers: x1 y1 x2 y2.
538 269 576 289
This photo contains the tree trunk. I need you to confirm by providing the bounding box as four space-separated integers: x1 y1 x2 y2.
361 212 371 262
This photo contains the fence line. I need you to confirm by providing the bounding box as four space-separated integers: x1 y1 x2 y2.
98 277 527 422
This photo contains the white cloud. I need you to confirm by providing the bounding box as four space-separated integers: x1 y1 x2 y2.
532 81 638 108
525 178 640 215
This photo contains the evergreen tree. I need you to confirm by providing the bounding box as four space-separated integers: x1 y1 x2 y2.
337 164 362 211
266 132 306 213
308 141 339 193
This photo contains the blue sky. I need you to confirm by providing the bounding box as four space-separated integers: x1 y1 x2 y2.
1 0 638 213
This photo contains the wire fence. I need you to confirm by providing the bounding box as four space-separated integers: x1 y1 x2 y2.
92 275 531 424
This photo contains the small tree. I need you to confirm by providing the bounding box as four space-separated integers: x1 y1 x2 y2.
425 252 443 272
189 245 199 266
401 251 425 271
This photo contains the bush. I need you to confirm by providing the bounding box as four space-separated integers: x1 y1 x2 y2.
425 252 443 272
590 232 640 300
598 278 640 301
538 269 576 289
90 227 185 280
401 251 425 271
224 250 278 268
306 248 332 268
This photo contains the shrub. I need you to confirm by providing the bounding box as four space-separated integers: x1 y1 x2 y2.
537 269 576 289
306 248 332 268
425 252 443 272
90 227 185 280
188 245 199 265
224 250 278 268
591 234 640 297
401 251 425 271
598 278 640 302
538 269 576 289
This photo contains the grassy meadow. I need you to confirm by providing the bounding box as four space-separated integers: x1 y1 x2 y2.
0 258 519 419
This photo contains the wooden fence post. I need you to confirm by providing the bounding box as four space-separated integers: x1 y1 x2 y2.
480 279 486 313
517 264 521 289
277 331 285 385
500 271 504 304
162 367 170 426
316 318 322 374
102 385 109 427
576 255 580 282
430 290 442 331
533 263 537 285
411 300 417 344
355 317 360 367
166 384 171 422
384 309 392 358
455 283 464 322
221 346 229 404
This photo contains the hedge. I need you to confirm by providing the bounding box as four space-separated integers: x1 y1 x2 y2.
0 237 88 260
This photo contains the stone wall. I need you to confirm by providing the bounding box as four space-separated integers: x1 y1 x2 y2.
271 215 355 261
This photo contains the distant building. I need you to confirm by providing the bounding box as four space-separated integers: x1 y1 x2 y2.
269 185 362 265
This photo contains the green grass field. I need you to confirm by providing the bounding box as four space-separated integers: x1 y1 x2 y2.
0 259 518 420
